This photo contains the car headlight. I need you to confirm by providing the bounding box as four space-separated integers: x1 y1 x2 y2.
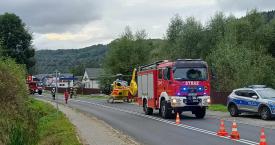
172 99 177 103
172 98 180 103
207 98 211 103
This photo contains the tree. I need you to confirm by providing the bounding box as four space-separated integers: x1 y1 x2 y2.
165 16 203 59
179 17 203 58
166 14 183 44
69 64 85 76
0 13 35 72
207 37 275 91
200 12 228 57
257 19 275 57
104 27 151 76
206 10 275 91
0 41 2 56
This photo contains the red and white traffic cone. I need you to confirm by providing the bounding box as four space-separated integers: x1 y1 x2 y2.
176 113 181 125
230 120 240 140
217 119 228 136
259 128 267 145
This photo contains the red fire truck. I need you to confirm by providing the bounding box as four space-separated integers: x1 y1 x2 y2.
26 75 43 95
137 59 211 119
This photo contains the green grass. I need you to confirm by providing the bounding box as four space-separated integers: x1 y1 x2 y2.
28 99 82 145
78 95 108 100
208 104 228 112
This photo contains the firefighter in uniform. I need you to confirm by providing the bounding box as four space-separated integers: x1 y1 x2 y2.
69 87 73 99
51 88 56 100
64 89 69 104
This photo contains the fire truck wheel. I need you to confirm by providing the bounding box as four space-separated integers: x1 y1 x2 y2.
160 100 172 119
143 100 153 115
194 107 206 119
38 90 42 95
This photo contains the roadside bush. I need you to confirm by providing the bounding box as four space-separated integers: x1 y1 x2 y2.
0 58 38 145
0 58 81 145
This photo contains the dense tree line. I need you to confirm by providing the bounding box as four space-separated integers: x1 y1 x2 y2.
35 44 107 75
103 10 275 91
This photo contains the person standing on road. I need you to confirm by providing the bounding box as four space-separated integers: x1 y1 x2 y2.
51 88 56 100
70 87 73 99
64 89 69 104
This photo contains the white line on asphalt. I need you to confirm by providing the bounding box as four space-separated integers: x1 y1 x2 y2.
71 99 258 145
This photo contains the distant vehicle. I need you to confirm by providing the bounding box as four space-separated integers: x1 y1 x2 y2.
137 59 211 119
227 85 275 120
108 70 138 103
26 75 43 95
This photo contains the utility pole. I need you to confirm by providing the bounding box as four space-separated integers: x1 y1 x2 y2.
55 70 59 117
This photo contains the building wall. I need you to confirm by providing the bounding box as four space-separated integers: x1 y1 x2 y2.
58 82 68 88
57 81 74 88
82 71 90 88
82 71 100 89
89 80 99 89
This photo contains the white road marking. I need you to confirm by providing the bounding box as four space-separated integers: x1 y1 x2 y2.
72 99 258 145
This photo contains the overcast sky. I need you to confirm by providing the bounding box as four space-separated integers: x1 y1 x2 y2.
1 0 275 50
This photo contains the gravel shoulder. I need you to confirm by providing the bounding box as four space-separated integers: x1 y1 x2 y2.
36 98 141 145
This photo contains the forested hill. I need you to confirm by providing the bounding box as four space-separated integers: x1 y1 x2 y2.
34 44 108 74
262 10 275 22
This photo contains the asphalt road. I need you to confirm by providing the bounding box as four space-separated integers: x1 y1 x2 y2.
36 94 275 145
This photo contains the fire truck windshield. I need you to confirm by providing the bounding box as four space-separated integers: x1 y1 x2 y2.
173 67 208 81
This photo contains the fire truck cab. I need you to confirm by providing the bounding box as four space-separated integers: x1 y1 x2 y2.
26 75 43 95
137 59 211 119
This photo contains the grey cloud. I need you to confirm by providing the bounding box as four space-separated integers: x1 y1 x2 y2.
0 0 102 33
216 0 275 12
3 0 275 50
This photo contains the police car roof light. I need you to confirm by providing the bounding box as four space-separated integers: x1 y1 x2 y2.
247 85 267 88
176 59 202 61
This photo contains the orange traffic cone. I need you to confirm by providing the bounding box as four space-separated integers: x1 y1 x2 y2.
176 113 181 125
259 128 267 145
230 120 240 140
217 119 228 136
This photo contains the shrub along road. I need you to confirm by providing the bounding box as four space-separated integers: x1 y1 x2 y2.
37 94 275 145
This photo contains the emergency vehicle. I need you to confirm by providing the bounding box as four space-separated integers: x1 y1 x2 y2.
108 70 138 103
227 85 275 120
137 59 211 119
26 75 43 95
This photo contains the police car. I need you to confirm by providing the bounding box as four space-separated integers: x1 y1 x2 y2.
227 85 275 120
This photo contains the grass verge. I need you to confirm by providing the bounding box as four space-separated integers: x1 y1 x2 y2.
208 104 228 112
28 99 82 145
43 90 107 100
78 95 108 100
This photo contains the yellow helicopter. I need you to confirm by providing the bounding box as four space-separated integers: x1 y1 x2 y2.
107 69 138 103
